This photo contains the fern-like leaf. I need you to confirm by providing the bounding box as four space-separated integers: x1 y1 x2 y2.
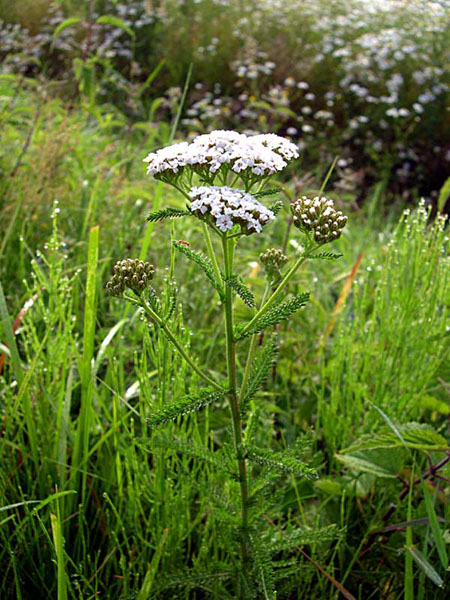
146 388 225 428
253 188 280 199
149 433 235 476
244 445 319 480
309 251 343 260
241 336 278 415
269 199 284 215
146 207 191 222
249 533 277 600
151 567 233 594
236 293 310 339
163 286 177 322
268 524 341 553
224 274 256 308
173 241 224 298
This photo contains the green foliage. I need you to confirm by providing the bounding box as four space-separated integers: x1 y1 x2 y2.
253 188 280 199
336 449 407 478
249 533 277 599
340 423 450 453
318 204 449 456
173 240 224 298
146 388 226 428
269 200 284 216
146 207 192 222
308 251 343 260
236 293 310 339
1 66 449 600
268 524 341 553
241 335 278 415
244 445 319 480
225 274 256 308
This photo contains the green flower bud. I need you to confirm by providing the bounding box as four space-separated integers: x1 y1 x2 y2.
291 196 348 244
106 259 155 296
260 248 288 280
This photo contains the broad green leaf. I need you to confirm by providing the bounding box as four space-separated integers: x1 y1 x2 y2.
52 17 81 40
96 15 135 37
340 424 450 453
336 449 404 478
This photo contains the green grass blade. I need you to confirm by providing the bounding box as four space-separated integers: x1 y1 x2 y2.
50 507 68 600
405 464 414 600
137 528 170 599
420 476 448 569
0 279 23 385
72 225 99 500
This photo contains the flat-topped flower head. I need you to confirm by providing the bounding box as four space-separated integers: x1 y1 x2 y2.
291 196 348 244
189 186 275 234
143 130 299 187
106 259 155 296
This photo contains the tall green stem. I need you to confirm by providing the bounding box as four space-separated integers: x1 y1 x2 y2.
222 234 250 581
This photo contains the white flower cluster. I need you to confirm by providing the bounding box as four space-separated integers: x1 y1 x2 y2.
189 186 275 234
143 130 299 181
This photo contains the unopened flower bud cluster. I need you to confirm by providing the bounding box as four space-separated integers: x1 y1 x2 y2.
189 186 275 234
143 130 299 182
106 259 155 296
260 248 288 278
291 196 348 243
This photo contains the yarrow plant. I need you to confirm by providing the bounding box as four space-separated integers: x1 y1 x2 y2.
107 129 348 597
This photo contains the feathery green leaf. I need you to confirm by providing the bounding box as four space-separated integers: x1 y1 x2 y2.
146 207 191 222
309 251 343 260
236 293 310 339
146 388 226 428
249 533 277 599
244 445 318 480
224 274 256 308
241 336 278 415
253 188 280 199
173 241 224 298
148 433 234 475
268 524 341 553
269 199 284 216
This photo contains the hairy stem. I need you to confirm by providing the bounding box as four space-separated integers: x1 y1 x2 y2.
222 234 251 581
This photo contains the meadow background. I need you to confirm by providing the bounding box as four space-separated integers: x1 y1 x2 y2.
0 0 449 598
